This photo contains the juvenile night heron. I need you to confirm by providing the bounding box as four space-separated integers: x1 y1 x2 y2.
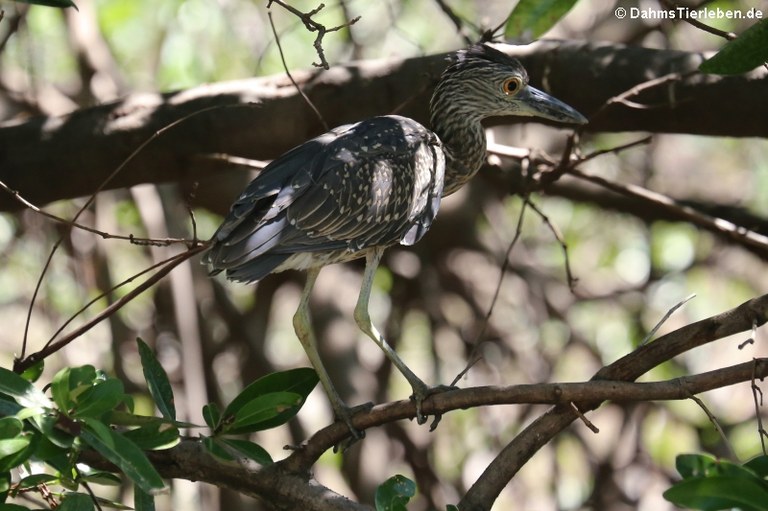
204 44 586 436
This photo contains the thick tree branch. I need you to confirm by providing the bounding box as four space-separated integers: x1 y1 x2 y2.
0 40 766 211
459 292 768 511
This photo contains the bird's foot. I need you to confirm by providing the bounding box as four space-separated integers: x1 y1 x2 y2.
410 383 458 431
333 401 374 452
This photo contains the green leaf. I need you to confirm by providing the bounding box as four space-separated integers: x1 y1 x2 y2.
0 417 23 438
0 366 52 410
700 19 768 75
504 0 578 39
202 436 235 463
220 368 318 433
222 392 302 435
137 338 176 421
58 492 94 511
79 470 122 486
122 421 180 450
202 403 221 430
219 438 273 466
0 428 37 472
446 506 459 511
664 475 768 511
14 0 78 9
79 420 165 494
73 378 126 419
745 455 768 478
20 360 44 384
51 366 99 414
134 486 156 511
17 473 59 490
375 475 416 511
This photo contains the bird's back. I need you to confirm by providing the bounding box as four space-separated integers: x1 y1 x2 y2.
204 115 445 283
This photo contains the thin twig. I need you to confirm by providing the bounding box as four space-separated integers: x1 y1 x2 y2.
688 394 737 460
14 244 208 373
641 294 696 345
267 0 360 70
570 402 599 433
450 169 532 387
525 198 578 291
751 360 767 455
660 0 737 40
268 10 329 131
0 180 189 246
20 103 233 359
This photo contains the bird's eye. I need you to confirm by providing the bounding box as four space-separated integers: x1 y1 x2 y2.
502 77 522 95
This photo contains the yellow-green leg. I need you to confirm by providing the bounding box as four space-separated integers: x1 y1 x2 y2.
293 267 366 443
353 248 432 424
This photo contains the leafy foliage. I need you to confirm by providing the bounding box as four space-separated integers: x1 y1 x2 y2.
504 0 578 39
700 18 768 74
0 343 316 508
664 453 768 511
375 474 417 511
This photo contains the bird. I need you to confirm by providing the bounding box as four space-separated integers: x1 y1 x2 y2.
203 43 587 439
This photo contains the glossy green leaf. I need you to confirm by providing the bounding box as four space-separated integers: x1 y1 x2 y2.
0 366 52 410
73 378 126 419
220 368 318 433
700 19 768 74
0 417 23 438
51 366 98 414
58 492 94 511
202 436 235 462
14 0 78 9
676 453 760 479
0 428 37 472
80 470 122 486
137 338 176 421
504 0 578 39
20 360 44 384
202 402 221 430
745 455 768 478
664 476 768 511
375 474 416 511
122 420 180 450
219 438 273 466
17 473 59 490
0 504 32 511
80 420 165 494
134 486 156 511
223 392 302 435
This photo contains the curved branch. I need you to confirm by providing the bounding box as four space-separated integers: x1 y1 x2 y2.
459 292 768 511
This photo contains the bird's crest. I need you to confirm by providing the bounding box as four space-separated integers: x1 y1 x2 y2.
447 44 526 78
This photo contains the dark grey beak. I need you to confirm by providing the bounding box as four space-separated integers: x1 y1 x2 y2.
517 85 587 125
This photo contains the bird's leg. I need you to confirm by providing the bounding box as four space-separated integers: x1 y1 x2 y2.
293 268 368 445
353 248 433 425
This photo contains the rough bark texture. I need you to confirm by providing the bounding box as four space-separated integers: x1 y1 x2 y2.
0 40 766 212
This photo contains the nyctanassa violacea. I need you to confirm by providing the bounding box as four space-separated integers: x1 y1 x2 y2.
204 44 586 436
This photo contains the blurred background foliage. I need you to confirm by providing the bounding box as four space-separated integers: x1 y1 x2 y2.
1 0 767 509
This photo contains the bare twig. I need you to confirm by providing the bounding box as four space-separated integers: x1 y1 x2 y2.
751 360 767 455
19 104 231 359
268 10 328 131
267 0 360 70
568 168 768 257
525 198 578 291
641 294 696 345
688 393 737 460
660 0 737 40
14 244 208 373
450 174 532 387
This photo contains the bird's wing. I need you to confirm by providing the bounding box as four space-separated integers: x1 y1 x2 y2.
204 116 444 276
283 115 444 250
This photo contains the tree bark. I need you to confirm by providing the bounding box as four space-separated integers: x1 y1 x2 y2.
0 39 766 212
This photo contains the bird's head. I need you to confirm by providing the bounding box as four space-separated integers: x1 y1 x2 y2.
434 43 587 125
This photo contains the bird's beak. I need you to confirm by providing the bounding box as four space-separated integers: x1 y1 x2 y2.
516 85 587 125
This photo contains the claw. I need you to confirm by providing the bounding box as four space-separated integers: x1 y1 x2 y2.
410 383 457 427
333 401 374 452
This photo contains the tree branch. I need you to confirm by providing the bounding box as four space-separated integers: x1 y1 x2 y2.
459 292 768 510
1 40 766 212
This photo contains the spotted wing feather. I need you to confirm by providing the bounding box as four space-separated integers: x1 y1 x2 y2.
204 115 444 283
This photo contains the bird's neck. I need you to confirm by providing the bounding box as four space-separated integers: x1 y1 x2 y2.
430 104 487 197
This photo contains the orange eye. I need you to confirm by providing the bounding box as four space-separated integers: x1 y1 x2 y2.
502 77 522 95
